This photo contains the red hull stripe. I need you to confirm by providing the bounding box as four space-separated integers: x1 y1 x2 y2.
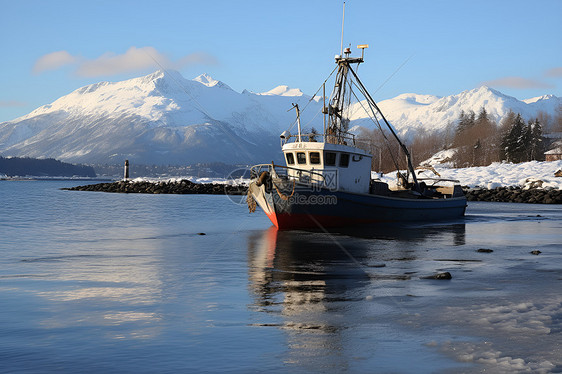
266 212 383 230
265 211 279 228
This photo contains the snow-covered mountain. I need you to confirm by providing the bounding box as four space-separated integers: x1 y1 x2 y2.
0 70 559 165
350 86 561 138
0 70 322 165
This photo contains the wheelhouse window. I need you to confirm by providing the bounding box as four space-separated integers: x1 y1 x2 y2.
285 152 295 165
296 152 307 164
309 152 321 165
324 152 337 166
339 153 350 167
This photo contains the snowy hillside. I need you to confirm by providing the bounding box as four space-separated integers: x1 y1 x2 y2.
351 86 561 138
0 70 559 165
257 85 305 97
0 70 324 165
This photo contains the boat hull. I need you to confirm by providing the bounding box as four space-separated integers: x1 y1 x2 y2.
249 182 467 230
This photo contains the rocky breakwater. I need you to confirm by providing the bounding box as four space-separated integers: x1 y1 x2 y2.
63 180 245 195
464 186 562 204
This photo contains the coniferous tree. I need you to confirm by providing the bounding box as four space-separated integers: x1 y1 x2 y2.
502 113 526 163
473 107 496 165
454 110 476 143
528 118 544 161
452 110 475 167
452 108 499 167
521 121 533 160
475 107 490 127
536 111 552 133
498 111 517 161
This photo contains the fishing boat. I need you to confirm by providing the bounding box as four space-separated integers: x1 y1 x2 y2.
247 45 467 229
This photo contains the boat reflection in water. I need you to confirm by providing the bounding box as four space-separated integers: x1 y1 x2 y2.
246 223 466 371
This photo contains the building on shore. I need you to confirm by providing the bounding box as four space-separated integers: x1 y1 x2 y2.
545 146 562 161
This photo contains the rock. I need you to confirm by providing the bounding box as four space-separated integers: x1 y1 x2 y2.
422 272 452 280
62 179 247 195
555 169 562 177
197 232 206 236
464 186 561 204
524 178 544 189
530 250 541 255
477 248 494 253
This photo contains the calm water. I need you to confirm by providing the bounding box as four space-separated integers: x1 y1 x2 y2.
1 181 561 373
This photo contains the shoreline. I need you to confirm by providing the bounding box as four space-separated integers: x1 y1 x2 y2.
463 186 562 204
62 179 562 203
62 179 246 195
2 177 113 182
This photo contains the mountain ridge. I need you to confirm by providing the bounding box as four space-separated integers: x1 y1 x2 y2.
0 70 559 165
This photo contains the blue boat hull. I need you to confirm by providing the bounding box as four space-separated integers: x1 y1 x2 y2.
251 184 467 229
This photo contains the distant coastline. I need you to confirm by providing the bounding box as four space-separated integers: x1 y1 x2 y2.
0 156 96 178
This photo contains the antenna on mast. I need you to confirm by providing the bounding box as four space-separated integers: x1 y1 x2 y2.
340 2 346 56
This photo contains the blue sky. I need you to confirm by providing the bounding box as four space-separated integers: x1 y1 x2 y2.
1 0 561 122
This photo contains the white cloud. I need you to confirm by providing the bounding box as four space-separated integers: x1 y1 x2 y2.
544 67 562 78
33 47 218 77
481 76 554 89
76 47 165 77
0 100 27 107
33 50 79 74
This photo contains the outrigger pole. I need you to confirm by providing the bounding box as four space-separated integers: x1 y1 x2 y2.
347 65 420 189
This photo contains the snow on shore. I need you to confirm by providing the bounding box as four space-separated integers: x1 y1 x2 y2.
430 160 562 189
378 160 562 189
128 176 248 186
127 160 562 190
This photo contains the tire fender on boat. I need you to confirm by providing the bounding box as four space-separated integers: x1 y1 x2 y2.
256 171 270 187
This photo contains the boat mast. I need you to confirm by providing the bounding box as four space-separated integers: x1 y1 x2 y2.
340 2 346 56
326 3 419 189
325 42 419 189
322 83 326 137
326 48 362 145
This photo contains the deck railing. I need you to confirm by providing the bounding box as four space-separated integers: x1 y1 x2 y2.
250 163 328 188
281 132 356 146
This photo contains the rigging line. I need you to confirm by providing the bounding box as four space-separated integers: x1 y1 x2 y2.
349 87 384 134
349 71 411 173
349 87 403 172
309 65 339 102
353 90 404 173
372 53 414 96
287 65 339 133
349 80 386 133
351 64 418 184
302 106 323 129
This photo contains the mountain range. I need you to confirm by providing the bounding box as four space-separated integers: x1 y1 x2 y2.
0 70 559 165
